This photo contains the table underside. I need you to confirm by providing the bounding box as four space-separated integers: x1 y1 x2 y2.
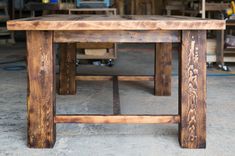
25 29 207 149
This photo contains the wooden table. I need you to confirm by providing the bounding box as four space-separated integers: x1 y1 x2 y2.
7 15 225 149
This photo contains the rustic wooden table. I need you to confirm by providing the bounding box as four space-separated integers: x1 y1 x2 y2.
7 15 225 149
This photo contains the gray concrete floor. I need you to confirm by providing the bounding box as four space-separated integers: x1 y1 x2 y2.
0 43 235 156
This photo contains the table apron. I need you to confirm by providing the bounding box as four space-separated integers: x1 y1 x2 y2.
53 30 181 43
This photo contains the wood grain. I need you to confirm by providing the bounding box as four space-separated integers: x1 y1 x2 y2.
179 30 206 148
54 30 181 43
27 31 56 148
7 15 225 31
59 43 77 95
54 115 180 124
155 43 172 96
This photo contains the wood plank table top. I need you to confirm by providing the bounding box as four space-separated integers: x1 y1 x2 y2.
7 14 225 31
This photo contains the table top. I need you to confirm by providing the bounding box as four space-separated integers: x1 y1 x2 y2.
7 15 225 31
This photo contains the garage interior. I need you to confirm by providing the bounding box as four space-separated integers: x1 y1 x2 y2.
0 0 235 155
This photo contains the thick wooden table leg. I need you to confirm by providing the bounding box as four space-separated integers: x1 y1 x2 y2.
179 30 206 148
155 43 172 96
26 31 56 148
59 43 77 95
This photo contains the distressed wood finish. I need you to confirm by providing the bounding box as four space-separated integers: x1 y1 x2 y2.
27 31 56 148
6 15 225 149
7 15 225 31
54 115 180 124
179 30 207 148
155 43 172 96
54 30 180 43
59 43 77 95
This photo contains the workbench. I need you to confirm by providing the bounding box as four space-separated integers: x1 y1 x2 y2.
7 15 225 149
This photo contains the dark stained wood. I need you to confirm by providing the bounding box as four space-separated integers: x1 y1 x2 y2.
113 76 120 115
131 0 156 15
54 30 181 43
75 75 154 81
7 15 225 31
179 30 207 148
155 43 172 96
7 14 224 149
216 30 224 65
54 115 180 124
59 43 77 95
26 31 56 148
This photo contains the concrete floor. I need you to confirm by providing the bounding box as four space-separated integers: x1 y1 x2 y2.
0 43 235 156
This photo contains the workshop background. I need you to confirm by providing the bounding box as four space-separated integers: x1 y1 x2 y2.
0 0 235 156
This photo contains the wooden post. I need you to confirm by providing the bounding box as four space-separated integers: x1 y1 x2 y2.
26 31 56 148
216 30 224 66
59 43 77 95
155 43 172 96
179 30 206 148
117 0 124 15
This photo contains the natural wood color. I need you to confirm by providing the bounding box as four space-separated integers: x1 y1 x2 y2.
7 15 225 31
54 115 180 124
77 42 114 49
54 30 181 43
179 30 206 148
26 31 55 148
155 43 172 96
77 52 116 59
59 43 77 95
118 76 154 81
85 49 107 56
75 76 154 81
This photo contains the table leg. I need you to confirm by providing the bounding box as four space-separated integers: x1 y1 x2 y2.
59 43 77 95
155 43 172 96
26 31 56 148
216 30 224 66
179 30 206 148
